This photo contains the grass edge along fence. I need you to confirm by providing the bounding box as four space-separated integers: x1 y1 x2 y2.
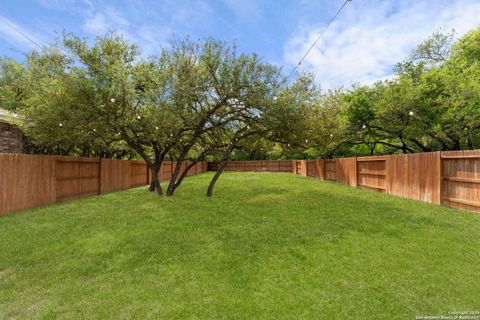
0 154 207 215
213 150 480 213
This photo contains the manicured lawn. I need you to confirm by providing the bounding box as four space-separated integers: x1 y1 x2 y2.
0 172 479 319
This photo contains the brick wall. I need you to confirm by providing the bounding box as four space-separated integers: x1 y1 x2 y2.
0 121 23 154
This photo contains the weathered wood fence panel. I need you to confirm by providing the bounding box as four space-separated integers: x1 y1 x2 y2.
325 160 336 181
1 155 207 215
306 160 326 179
386 152 441 205
336 157 357 187
56 157 101 202
0 154 56 215
441 150 480 212
130 161 148 187
314 160 325 179
100 158 129 194
357 156 387 192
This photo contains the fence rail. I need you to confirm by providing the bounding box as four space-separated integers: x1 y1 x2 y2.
0 154 207 215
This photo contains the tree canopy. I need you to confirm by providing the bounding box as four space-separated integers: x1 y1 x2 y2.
1 27 480 196
3 32 302 196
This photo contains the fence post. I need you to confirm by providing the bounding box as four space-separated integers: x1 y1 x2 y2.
300 160 307 177
354 157 358 187
436 151 442 205
385 155 390 195
98 157 102 194
439 152 443 207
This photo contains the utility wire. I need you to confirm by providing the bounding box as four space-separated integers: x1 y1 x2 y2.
0 16 46 49
287 0 352 79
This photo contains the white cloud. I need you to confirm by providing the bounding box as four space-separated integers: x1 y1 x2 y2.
83 12 110 35
82 7 138 49
136 24 172 56
79 0 217 57
35 0 93 12
168 0 213 26
283 0 480 89
104 7 129 27
35 0 76 10
220 0 262 21
36 0 216 56
81 5 172 57
82 4 132 35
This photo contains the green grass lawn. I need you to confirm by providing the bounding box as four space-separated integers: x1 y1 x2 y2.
1 173 479 319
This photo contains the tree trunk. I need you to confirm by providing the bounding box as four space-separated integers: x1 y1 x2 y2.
149 178 155 191
148 165 157 192
207 161 227 197
166 167 179 196
148 164 163 196
207 145 235 197
167 155 188 197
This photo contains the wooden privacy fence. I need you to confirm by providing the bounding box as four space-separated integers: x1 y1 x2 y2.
208 160 292 173
294 150 479 212
2 150 480 215
0 154 207 215
219 150 480 213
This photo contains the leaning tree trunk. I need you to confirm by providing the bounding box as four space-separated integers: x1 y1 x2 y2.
166 163 181 197
167 155 188 197
207 145 235 197
166 146 195 196
207 161 227 197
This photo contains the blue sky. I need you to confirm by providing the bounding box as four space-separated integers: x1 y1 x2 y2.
1 0 479 88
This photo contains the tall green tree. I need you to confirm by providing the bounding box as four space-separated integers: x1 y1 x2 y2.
0 57 29 112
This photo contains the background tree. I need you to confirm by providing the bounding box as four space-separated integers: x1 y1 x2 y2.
0 57 29 112
410 29 455 67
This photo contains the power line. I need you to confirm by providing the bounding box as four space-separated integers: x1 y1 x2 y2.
0 16 46 49
287 0 352 79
